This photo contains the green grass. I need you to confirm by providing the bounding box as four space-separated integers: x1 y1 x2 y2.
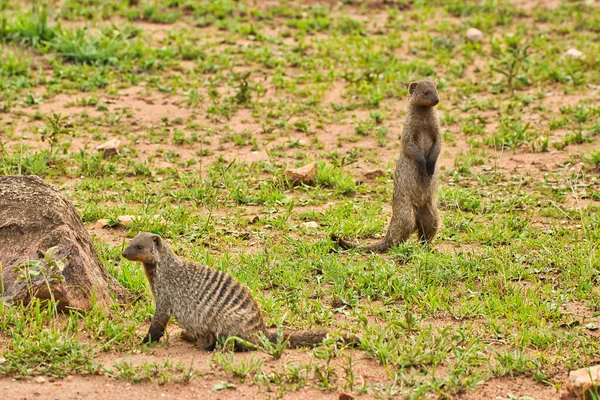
0 0 599 398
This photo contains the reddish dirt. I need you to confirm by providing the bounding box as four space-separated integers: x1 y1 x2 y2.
2 1 599 399
460 377 560 400
0 375 356 400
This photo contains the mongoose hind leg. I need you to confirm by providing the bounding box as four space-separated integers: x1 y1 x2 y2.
416 202 439 244
180 330 195 343
351 204 416 253
195 334 217 351
382 202 417 248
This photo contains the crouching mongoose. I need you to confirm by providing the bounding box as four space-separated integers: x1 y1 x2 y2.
123 232 352 350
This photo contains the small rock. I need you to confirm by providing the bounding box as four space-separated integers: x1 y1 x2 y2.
0 357 6 364
465 28 484 42
569 365 600 386
65 375 74 381
53 382 62 387
249 215 260 224
563 365 600 399
117 215 135 225
302 221 319 229
585 322 598 331
565 48 583 59
93 219 110 229
364 169 385 179
96 138 120 158
339 393 354 400
283 162 317 185
34 376 46 384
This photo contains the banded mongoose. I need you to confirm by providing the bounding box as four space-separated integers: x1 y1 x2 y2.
333 80 441 252
122 232 341 350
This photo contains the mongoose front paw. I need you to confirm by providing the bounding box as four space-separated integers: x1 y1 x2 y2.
142 335 155 344
426 162 436 177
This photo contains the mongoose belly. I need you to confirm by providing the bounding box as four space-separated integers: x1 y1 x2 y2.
394 156 437 208
169 267 265 344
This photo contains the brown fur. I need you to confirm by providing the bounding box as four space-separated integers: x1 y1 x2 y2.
123 232 353 350
332 80 441 253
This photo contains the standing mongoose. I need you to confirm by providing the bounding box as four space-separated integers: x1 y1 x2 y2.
122 232 340 350
333 80 441 252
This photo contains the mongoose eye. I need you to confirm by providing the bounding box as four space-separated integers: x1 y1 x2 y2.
424 91 430 96
136 245 143 250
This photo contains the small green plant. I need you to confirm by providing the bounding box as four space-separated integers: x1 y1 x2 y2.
254 326 289 359
8 6 56 48
213 353 264 383
39 113 73 152
293 119 310 134
490 35 531 93
585 150 600 171
14 246 66 312
485 116 532 151
233 71 253 105
51 28 126 65
112 359 196 384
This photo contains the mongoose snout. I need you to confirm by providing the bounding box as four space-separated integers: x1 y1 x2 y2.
122 233 161 263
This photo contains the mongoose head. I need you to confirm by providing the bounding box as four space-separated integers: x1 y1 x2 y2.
122 232 163 264
408 80 439 107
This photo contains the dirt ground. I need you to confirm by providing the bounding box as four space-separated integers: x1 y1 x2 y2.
2 0 600 398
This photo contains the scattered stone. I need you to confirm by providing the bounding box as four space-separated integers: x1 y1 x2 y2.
339 393 354 400
585 322 598 331
34 376 46 384
0 357 6 364
302 221 319 229
465 28 484 42
96 138 120 158
0 176 129 310
364 169 385 179
284 162 317 185
93 219 110 229
562 365 600 399
250 215 260 224
565 48 584 59
570 365 600 386
117 215 135 225
65 375 74 382
211 382 236 391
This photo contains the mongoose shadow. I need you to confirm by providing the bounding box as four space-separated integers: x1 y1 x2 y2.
122 232 356 351
332 80 442 253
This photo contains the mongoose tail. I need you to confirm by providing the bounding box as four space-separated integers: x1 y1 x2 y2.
265 329 360 348
330 234 392 253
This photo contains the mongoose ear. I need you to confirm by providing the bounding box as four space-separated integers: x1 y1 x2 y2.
151 234 162 248
408 82 418 95
431 80 438 88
